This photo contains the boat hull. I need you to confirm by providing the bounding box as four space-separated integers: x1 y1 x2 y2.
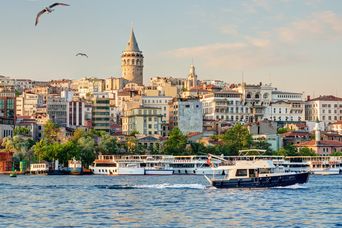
144 169 174 175
211 172 309 188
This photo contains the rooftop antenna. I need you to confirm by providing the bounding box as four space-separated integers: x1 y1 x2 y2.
242 71 244 84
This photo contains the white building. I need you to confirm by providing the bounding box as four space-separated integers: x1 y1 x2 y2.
67 100 92 129
234 82 274 122
305 95 342 125
201 90 250 123
264 91 305 122
170 98 203 134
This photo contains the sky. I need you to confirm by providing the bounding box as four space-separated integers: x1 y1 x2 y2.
0 0 342 96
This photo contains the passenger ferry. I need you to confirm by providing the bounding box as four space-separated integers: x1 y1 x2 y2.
89 155 144 175
90 155 174 175
206 155 309 188
285 156 342 175
171 156 223 175
30 163 49 175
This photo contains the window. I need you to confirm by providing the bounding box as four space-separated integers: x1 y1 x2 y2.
236 169 247 177
185 105 190 108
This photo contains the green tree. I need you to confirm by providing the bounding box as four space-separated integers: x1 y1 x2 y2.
129 130 140 137
252 140 273 155
298 147 317 156
71 128 86 142
2 136 35 161
43 120 60 143
1 137 15 152
331 151 342 156
275 148 288 156
98 133 118 155
189 142 207 155
33 139 48 162
283 144 298 156
277 127 289 134
163 127 187 155
219 123 252 155
56 141 81 166
78 136 96 167
14 126 30 137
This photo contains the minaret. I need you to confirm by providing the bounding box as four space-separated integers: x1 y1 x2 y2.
121 28 144 85
185 64 198 90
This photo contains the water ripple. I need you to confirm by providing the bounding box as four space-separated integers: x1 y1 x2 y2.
0 175 341 227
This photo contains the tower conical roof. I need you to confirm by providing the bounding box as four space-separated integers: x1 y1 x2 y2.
125 29 140 52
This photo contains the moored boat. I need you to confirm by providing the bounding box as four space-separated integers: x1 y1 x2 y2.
206 157 309 188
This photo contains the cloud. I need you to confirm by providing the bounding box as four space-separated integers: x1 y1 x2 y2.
219 24 239 36
164 37 303 70
165 10 341 71
277 11 342 43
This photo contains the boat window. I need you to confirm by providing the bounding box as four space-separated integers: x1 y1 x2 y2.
259 168 271 174
236 169 247 177
249 169 255 178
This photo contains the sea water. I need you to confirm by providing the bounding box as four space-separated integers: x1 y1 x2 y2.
0 175 341 227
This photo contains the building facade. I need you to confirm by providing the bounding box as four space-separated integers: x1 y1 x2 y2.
92 93 110 132
201 90 250 123
305 95 342 125
264 91 305 122
169 98 203 134
122 107 162 135
16 92 44 116
67 100 92 129
47 96 67 127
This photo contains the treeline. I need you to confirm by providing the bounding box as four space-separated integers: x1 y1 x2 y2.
1 121 332 168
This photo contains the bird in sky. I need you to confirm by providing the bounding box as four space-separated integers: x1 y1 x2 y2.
35 3 70 26
76 53 88 58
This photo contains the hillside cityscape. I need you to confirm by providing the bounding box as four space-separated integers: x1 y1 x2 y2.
0 28 342 171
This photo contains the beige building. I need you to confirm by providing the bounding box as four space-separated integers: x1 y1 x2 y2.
16 92 44 116
122 107 162 135
104 77 128 91
73 77 105 98
121 29 144 85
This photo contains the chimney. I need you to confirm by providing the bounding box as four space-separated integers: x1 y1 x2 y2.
307 95 311 101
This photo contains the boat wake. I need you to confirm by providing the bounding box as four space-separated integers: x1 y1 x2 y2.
272 184 308 189
95 183 207 190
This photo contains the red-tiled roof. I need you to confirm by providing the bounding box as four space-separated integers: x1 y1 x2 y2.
296 140 342 147
308 95 342 102
283 131 310 137
331 121 342 125
322 132 342 137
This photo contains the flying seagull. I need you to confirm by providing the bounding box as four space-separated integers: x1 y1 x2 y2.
76 53 88 58
35 3 70 26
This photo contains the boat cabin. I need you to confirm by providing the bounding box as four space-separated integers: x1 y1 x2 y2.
223 160 277 180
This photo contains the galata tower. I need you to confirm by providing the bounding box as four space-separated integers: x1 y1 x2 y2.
121 28 144 85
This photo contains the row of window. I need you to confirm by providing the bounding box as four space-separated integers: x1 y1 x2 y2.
143 99 169 104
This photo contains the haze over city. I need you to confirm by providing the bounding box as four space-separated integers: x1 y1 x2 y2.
1 0 341 95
